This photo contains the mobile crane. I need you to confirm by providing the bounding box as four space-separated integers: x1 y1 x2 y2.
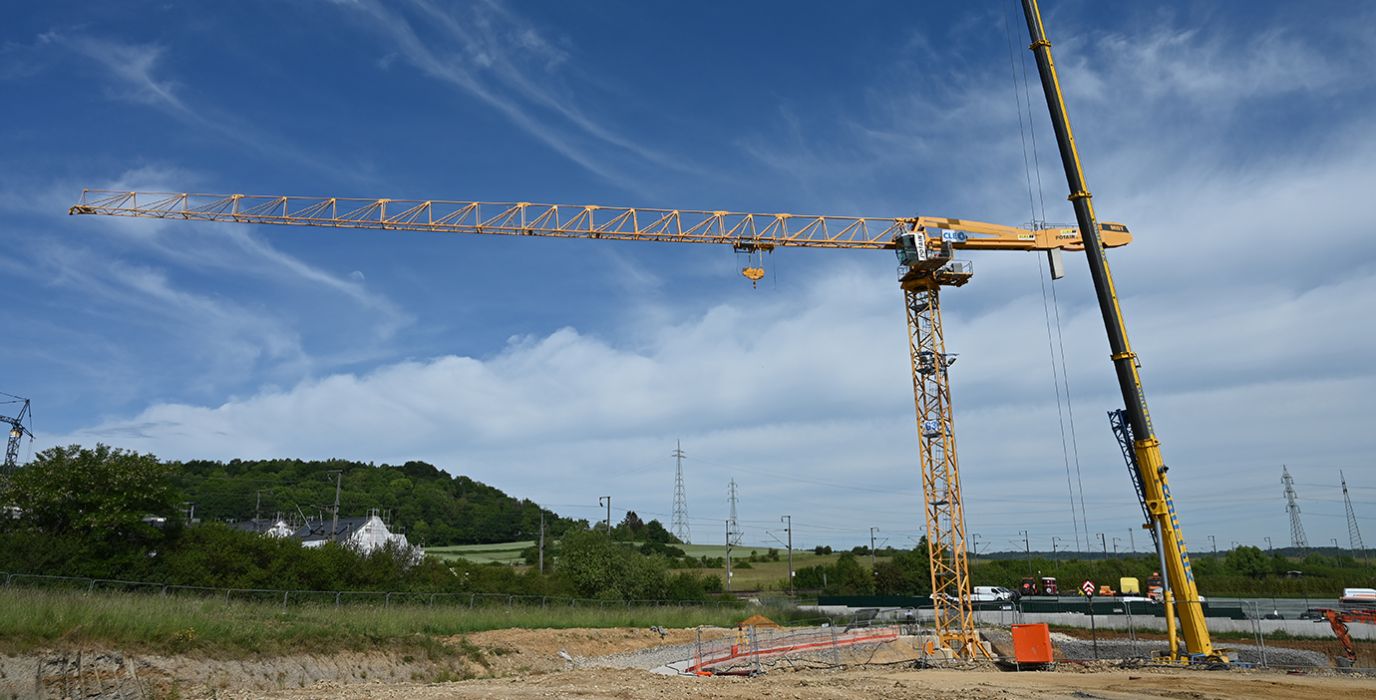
67 0 1214 662
70 190 1129 657
1020 0 1221 661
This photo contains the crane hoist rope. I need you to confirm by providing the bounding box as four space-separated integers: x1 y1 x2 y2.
69 189 1130 658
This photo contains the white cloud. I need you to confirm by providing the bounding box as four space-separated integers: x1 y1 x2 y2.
42 248 1376 547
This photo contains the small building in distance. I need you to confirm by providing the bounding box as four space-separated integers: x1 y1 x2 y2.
294 511 418 556
230 517 294 538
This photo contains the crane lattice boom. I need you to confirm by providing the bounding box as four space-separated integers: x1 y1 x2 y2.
70 190 1129 253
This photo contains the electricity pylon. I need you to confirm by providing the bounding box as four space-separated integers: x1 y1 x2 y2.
671 440 691 544
1282 465 1308 548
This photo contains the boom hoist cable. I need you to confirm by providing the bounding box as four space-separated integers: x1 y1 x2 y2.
1004 0 1088 552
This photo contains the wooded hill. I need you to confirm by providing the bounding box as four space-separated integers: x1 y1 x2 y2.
172 458 584 546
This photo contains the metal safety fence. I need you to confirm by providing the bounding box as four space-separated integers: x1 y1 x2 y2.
689 624 902 675
0 570 744 611
834 596 1376 671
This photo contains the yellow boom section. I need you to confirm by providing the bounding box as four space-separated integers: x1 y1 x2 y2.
69 190 1130 253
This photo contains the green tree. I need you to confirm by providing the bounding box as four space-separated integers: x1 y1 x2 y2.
555 529 668 600
3 444 176 544
640 518 679 545
874 541 931 595
827 553 875 595
1225 545 1270 578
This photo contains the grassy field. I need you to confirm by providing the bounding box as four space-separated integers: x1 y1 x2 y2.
427 540 534 565
0 588 757 657
426 540 866 591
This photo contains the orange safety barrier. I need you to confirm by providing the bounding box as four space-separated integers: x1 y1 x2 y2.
1010 623 1054 664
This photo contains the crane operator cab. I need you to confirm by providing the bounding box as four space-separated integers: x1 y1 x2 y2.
895 228 972 288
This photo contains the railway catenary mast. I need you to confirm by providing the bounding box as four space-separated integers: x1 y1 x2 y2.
1021 0 1221 661
71 190 1130 657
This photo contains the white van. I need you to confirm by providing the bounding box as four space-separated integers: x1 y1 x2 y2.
971 586 1015 602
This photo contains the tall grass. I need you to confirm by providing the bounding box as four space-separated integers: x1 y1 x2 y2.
0 588 756 657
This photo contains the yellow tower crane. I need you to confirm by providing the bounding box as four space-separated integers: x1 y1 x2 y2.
70 190 1130 656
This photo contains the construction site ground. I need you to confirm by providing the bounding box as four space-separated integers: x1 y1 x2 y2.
252 666 1376 700
9 626 1374 699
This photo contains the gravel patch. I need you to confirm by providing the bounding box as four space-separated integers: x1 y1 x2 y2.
1044 631 1329 667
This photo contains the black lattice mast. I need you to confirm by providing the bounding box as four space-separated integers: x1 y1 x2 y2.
1282 465 1308 548
671 440 691 544
1 394 33 478
1342 470 1366 560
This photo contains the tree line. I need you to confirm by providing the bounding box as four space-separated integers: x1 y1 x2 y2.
171 455 584 546
0 445 722 602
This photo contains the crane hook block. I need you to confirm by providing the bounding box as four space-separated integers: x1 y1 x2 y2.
741 267 766 287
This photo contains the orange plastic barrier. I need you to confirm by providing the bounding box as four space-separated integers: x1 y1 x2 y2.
1010 623 1054 664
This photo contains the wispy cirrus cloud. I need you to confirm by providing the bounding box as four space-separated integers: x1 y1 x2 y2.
336 0 704 195
40 31 363 183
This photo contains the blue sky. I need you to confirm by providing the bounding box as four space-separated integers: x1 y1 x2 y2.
3 1 1375 553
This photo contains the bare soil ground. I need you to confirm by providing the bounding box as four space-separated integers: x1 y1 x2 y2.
236 666 1376 700
8 627 1374 699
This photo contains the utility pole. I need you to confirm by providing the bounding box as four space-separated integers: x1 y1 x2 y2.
1020 529 1032 576
1098 532 1107 558
1331 537 1340 550
1052 536 1060 560
1265 536 1273 553
973 533 982 561
1282 465 1308 548
538 511 546 574
781 515 793 596
870 527 879 570
1342 471 1367 563
599 496 612 537
1127 528 1135 554
1112 536 1121 558
671 441 691 544
328 470 343 542
1209 535 1217 556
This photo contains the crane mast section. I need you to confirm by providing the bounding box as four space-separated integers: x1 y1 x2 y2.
70 190 1129 253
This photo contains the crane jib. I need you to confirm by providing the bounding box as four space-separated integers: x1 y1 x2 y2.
69 190 1131 254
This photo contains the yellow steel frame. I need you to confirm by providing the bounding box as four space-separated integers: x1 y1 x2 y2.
70 189 1130 659
902 275 984 657
69 191 1129 253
